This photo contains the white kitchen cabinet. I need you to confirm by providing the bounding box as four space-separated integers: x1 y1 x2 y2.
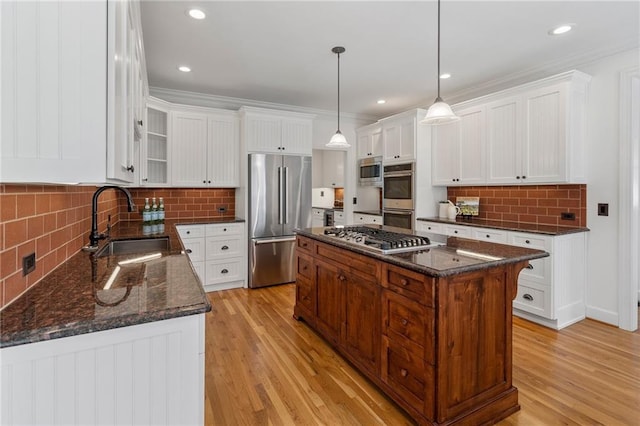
171 107 239 187
139 97 170 186
322 150 345 187
312 208 325 227
240 107 314 155
353 213 382 225
177 223 246 291
486 96 521 184
0 314 205 426
415 220 586 329
432 106 486 186
334 210 346 226
381 111 418 164
356 123 383 159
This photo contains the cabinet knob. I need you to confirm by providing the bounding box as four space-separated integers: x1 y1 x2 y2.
221 245 229 250
137 120 143 126
223 228 227 232
401 318 408 326
142 178 148 182
525 240 531 244
486 234 490 238
338 274 346 281
185 249 192 253
301 242 308 247
516 176 521 179
208 180 211 184
454 230 458 234
203 180 207 183
400 279 408 286
523 293 534 301
186 231 190 234
522 175 527 179
282 146 285 150
126 165 135 172
427 226 432 230
526 264 534 270
400 369 408 378
221 268 229 274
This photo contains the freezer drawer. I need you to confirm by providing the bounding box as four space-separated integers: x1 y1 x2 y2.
250 236 297 288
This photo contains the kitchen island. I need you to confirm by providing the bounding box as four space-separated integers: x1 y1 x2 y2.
294 226 548 426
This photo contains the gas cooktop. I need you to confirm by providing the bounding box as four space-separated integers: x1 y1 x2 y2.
323 226 440 254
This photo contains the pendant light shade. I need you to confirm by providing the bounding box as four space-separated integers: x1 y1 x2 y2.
421 0 459 125
327 46 350 148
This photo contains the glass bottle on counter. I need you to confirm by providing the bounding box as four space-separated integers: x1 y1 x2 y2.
151 197 159 234
142 198 152 235
158 197 165 233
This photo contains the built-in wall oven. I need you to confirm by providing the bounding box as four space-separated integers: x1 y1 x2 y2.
383 162 414 230
358 156 383 187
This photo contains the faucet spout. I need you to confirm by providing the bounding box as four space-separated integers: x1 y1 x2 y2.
89 186 136 248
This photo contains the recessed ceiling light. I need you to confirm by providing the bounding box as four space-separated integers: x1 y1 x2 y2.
377 99 386 104
440 73 451 79
549 24 573 35
178 66 191 73
188 9 206 20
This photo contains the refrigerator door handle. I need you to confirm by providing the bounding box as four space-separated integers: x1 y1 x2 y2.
278 166 283 225
284 166 289 224
254 236 297 245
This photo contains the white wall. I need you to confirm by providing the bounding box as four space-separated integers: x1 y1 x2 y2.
579 49 639 325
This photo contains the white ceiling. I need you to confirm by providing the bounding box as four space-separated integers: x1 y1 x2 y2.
141 1 640 120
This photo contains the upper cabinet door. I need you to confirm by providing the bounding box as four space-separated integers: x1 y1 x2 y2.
171 112 208 187
241 107 314 156
431 122 460 185
208 114 240 187
486 96 522 184
382 115 416 164
356 124 382 159
281 118 312 155
245 116 282 153
457 107 486 185
140 98 170 186
1 1 108 183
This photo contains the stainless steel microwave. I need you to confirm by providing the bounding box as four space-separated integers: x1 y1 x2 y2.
358 156 382 186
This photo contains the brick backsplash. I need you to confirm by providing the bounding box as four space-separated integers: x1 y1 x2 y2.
0 185 236 309
447 184 587 227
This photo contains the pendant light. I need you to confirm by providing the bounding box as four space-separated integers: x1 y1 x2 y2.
421 0 459 125
327 46 350 148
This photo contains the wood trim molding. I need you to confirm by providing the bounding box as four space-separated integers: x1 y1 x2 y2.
618 65 640 332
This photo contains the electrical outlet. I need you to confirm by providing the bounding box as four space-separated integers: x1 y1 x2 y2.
218 206 227 213
352 197 357 205
561 212 575 220
598 203 609 216
23 253 36 276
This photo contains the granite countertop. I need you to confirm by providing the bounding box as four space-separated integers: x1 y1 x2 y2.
296 226 548 277
354 210 383 216
416 217 589 236
0 218 243 349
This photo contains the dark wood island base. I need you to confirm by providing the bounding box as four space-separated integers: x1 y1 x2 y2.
293 231 547 426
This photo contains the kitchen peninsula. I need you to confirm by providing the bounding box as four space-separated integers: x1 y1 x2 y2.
294 226 548 426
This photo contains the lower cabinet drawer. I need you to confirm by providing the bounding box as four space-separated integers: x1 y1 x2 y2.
205 258 242 284
381 335 434 421
383 264 435 307
513 281 552 318
297 252 313 280
206 237 243 259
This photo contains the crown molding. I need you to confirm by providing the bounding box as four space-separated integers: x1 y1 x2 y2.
149 87 378 123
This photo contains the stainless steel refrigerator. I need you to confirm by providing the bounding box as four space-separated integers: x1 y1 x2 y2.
248 153 312 288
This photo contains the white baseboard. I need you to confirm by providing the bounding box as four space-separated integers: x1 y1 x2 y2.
585 305 618 326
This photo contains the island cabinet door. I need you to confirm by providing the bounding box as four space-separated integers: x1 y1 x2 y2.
343 269 381 375
314 258 345 347
435 268 514 423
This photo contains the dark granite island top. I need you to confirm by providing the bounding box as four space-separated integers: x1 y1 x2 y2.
0 219 248 348
296 225 549 277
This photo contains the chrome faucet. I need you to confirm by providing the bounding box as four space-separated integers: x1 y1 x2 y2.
88 185 136 248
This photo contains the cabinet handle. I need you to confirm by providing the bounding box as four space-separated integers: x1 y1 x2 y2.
221 268 228 274
400 278 408 286
126 165 135 172
401 318 408 326
400 369 408 378
142 178 148 182
221 245 229 250
523 293 534 301
302 265 308 271
138 120 143 126
185 249 192 254
526 264 534 270
301 242 308 247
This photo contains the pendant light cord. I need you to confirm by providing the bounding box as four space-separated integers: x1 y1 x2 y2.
337 50 341 132
437 0 441 100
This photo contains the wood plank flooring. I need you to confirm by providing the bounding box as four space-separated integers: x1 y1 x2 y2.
204 284 640 425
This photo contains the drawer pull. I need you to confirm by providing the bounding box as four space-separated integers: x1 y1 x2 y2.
526 264 534 270
301 242 308 247
302 265 308 271
185 249 192 254
401 318 408 326
400 368 408 377
523 293 534 301
221 268 229 274
221 245 229 250
400 278 408 286
338 274 346 281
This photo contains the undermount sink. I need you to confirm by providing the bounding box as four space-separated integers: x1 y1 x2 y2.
95 237 170 258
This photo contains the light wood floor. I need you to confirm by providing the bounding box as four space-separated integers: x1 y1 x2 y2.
204 284 640 425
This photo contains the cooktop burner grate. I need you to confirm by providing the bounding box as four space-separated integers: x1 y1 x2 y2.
323 226 436 254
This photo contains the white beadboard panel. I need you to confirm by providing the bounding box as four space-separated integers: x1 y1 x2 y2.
208 115 240 187
38 1 60 160
459 108 486 183
0 314 205 426
281 118 312 155
171 112 208 186
487 98 520 183
525 87 565 181
246 116 282 152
